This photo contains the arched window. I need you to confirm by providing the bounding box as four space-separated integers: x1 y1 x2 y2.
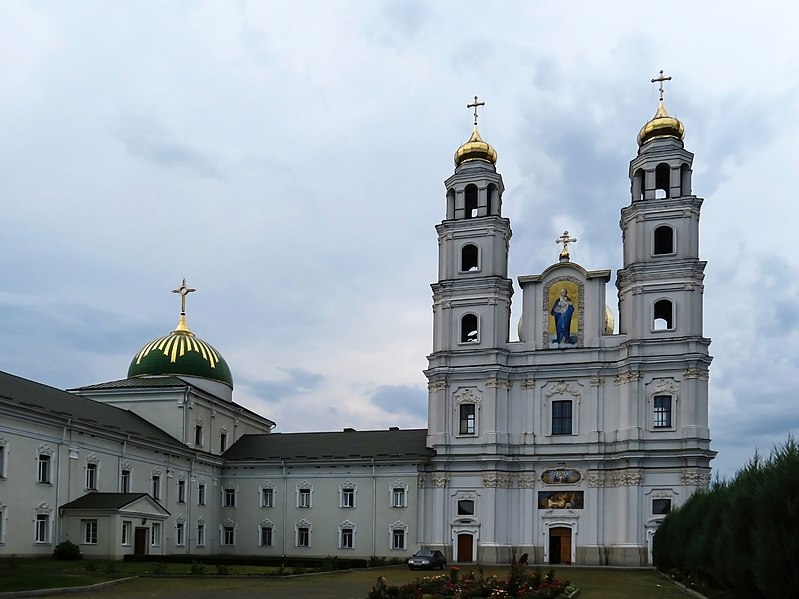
460 314 478 343
464 185 478 219
461 244 479 272
653 300 673 330
655 164 670 199
653 225 674 255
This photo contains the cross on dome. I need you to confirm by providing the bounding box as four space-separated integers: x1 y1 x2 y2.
556 230 577 260
172 278 196 316
467 95 485 127
651 69 672 102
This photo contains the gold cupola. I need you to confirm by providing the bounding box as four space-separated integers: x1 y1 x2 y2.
637 99 685 146
454 126 498 167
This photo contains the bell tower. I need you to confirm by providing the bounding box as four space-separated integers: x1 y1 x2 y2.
430 97 513 354
616 72 706 340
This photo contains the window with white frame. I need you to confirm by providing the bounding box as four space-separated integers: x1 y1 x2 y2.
390 523 406 550
151 473 161 500
220 431 228 452
197 521 206 547
392 485 407 508
120 469 130 493
296 520 311 548
177 479 186 503
340 525 354 549
297 484 312 508
194 423 203 447
222 525 235 546
122 521 131 546
82 519 98 544
0 505 5 544
35 513 50 544
37 453 51 484
551 400 573 435
653 395 673 428
85 460 98 490
653 498 672 515
223 486 236 507
340 483 356 508
198 483 206 505
0 441 7 478
259 521 274 547
151 522 161 547
459 403 476 435
457 500 475 515
261 486 273 508
176 521 185 546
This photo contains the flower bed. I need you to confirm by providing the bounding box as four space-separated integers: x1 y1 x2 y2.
367 564 577 598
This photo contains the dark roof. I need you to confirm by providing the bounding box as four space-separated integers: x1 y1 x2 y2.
75 376 188 390
61 493 151 510
0 370 183 447
223 429 433 462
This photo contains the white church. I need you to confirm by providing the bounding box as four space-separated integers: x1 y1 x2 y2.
0 79 714 566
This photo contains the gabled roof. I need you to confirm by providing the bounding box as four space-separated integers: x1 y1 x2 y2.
0 370 183 447
223 428 433 462
60 492 169 516
74 376 188 390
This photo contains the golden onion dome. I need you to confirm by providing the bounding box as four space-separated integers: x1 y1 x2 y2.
637 99 685 146
454 126 498 167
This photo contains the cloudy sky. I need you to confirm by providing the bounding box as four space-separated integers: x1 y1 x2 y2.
2 1 797 478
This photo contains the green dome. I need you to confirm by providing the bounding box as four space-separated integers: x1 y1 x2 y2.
128 315 233 388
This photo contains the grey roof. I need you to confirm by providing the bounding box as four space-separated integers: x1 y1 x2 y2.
223 429 433 462
75 376 188 390
60 493 150 510
0 370 183 447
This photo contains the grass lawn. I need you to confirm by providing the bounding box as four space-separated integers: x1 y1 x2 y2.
2 561 689 598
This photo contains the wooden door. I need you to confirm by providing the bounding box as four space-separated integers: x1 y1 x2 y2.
134 527 148 555
549 527 571 564
457 533 473 562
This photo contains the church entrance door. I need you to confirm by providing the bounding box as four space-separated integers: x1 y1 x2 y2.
548 527 571 564
134 527 148 555
457 533 473 562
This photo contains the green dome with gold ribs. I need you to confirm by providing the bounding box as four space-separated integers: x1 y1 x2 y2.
127 279 233 388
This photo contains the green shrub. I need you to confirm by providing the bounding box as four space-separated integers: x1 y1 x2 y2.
53 540 82 560
190 561 207 575
104 563 117 574
215 564 231 575
151 562 168 574
83 561 98 572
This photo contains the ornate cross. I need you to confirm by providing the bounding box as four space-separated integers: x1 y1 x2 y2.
467 95 485 126
651 69 672 102
172 278 196 315
556 230 577 259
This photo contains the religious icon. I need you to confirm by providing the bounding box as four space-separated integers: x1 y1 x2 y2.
548 281 579 349
538 491 584 510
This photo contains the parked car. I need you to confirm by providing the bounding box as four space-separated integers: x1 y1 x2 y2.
407 549 447 570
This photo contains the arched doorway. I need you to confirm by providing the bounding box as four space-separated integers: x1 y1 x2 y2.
457 533 474 562
548 527 572 564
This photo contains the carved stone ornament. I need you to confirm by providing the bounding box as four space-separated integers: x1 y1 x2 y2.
681 470 711 486
517 473 537 488
590 377 603 387
522 379 536 390
587 472 606 488
544 380 581 399
488 298 498 305
614 372 644 385
482 472 513 488
610 470 643 486
457 491 476 500
428 381 448 392
649 378 679 396
485 378 510 389
431 475 450 488
684 368 709 380
455 388 481 405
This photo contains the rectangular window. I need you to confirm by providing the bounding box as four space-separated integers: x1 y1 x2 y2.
297 526 310 547
177 480 186 504
197 523 205 547
176 522 185 546
120 469 130 493
35 514 49 543
459 404 476 435
37 454 51 484
0 444 6 478
223 488 236 507
261 488 273 508
392 487 406 508
83 520 97 544
194 425 203 447
0 509 4 543
151 522 161 547
222 526 235 546
341 488 355 508
552 400 573 435
86 463 98 490
260 526 273 547
198 484 206 506
151 475 161 500
392 528 405 550
653 395 673 428
340 527 354 549
122 521 131 546
220 432 228 452
457 500 475 515
298 488 311 508
653 498 672 515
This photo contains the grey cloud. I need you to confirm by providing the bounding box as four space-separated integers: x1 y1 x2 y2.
240 367 326 403
369 384 427 418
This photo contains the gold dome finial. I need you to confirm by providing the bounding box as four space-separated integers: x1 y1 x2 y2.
637 69 685 146
556 230 577 261
171 278 196 335
454 95 498 166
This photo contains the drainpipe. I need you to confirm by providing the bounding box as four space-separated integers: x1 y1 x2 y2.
371 458 376 558
282 460 287 556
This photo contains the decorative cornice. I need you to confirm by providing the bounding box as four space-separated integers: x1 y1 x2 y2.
589 377 603 387
431 475 450 488
428 381 448 392
610 470 642 486
684 368 709 380
516 473 537 488
482 472 513 488
681 469 711 487
615 372 643 385
485 379 511 389
587 472 606 488
521 379 536 390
